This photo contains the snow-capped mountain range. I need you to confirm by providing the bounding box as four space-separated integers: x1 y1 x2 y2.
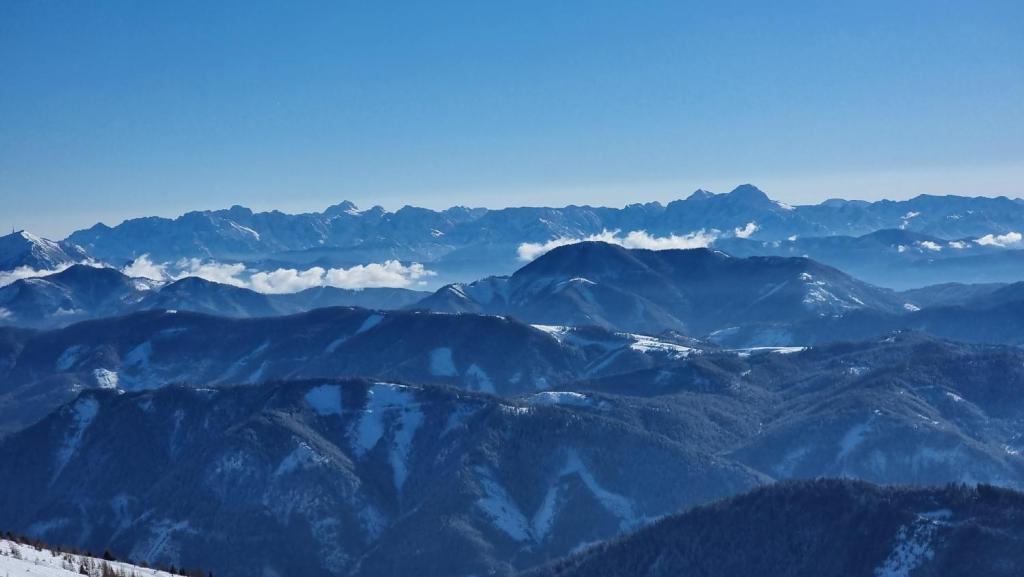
0 264 427 328
62 186 1024 268
0 230 89 272
5 242 1024 351
2 186 1024 577
5 184 1024 290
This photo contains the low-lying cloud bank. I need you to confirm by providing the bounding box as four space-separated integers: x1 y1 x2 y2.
975 231 1023 247
249 262 435 293
516 229 720 261
124 255 435 293
0 263 78 288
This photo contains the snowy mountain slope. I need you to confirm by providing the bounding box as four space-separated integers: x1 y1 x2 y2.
0 265 428 329
0 231 89 272
0 308 708 435
0 538 179 577
570 332 1024 488
4 333 1024 575
0 380 762 577
0 265 156 327
524 479 1024 577
707 290 1024 348
59 187 1024 289
716 228 1024 290
417 242 910 336
898 281 1008 308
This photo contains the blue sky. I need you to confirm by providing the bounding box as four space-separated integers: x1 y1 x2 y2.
1 0 1022 237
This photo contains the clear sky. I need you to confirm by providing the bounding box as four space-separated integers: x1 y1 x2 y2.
1 0 1022 238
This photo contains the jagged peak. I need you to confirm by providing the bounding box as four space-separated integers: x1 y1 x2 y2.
324 200 361 216
686 188 716 201
0 229 46 244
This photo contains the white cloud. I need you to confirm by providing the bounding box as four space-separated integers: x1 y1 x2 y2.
0 263 75 288
619 230 719 250
249 267 327 293
975 231 1023 247
516 231 618 261
123 256 249 286
119 255 436 293
918 241 942 252
250 261 435 293
734 222 759 239
516 228 718 261
174 258 249 287
947 240 970 249
122 254 169 280
899 211 922 230
322 261 435 290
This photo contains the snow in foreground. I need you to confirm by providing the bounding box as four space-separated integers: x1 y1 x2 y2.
0 539 176 577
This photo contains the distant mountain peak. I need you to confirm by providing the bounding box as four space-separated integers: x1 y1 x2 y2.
324 200 361 216
3 229 47 245
726 183 771 202
225 204 254 218
0 229 88 272
686 189 716 201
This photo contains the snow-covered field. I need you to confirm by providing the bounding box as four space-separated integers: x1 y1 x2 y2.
0 539 175 577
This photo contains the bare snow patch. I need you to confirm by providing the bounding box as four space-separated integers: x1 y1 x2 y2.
124 341 153 367
475 466 531 541
465 364 496 394
734 346 807 357
625 333 695 358
561 450 638 530
351 384 424 490
305 384 343 417
874 517 940 577
92 368 119 390
0 538 177 577
357 313 384 334
529 392 593 407
429 347 458 377
532 324 570 342
838 420 872 460
276 440 329 476
52 397 100 482
55 345 87 371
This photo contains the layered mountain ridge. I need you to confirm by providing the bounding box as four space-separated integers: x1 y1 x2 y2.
3 330 1024 575
0 264 428 328
418 242 909 336
2 186 1024 576
525 479 1024 577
